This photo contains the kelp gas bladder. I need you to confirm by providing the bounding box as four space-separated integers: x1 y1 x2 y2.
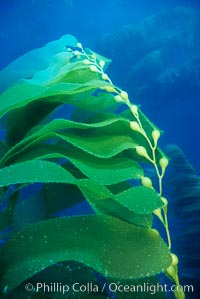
0 35 184 299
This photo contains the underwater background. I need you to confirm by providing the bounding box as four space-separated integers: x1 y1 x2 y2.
0 0 200 173
0 0 200 298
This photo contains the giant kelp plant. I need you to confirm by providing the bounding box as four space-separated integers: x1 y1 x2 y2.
0 35 185 299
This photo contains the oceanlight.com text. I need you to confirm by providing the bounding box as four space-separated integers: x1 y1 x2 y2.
24 282 194 295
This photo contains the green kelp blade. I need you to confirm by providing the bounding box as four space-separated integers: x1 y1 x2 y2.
77 180 163 216
0 215 171 296
2 116 138 166
6 100 59 148
1 41 114 147
34 61 99 86
0 78 113 119
78 180 153 228
3 132 137 168
0 160 74 186
69 93 118 123
0 157 160 227
116 186 163 214
77 180 159 227
57 153 142 185
4 82 118 150
0 34 78 93
26 45 111 86
2 115 130 165
56 132 137 158
10 261 109 299
10 144 143 185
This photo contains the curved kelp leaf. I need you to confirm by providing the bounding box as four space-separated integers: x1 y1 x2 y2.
70 92 118 114
79 180 164 217
0 215 172 296
31 60 100 86
116 186 163 214
6 100 58 147
1 116 138 166
5 93 119 148
78 180 163 226
0 163 151 229
25 46 111 87
79 184 153 228
11 144 143 185
0 34 78 93
56 132 137 158
56 154 142 185
0 77 113 119
15 261 109 299
0 160 74 186
1 42 113 147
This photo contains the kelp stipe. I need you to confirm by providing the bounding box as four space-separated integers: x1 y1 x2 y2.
66 42 185 299
0 36 184 299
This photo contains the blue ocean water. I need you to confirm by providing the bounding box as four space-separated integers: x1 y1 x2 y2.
0 0 200 173
0 0 200 298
